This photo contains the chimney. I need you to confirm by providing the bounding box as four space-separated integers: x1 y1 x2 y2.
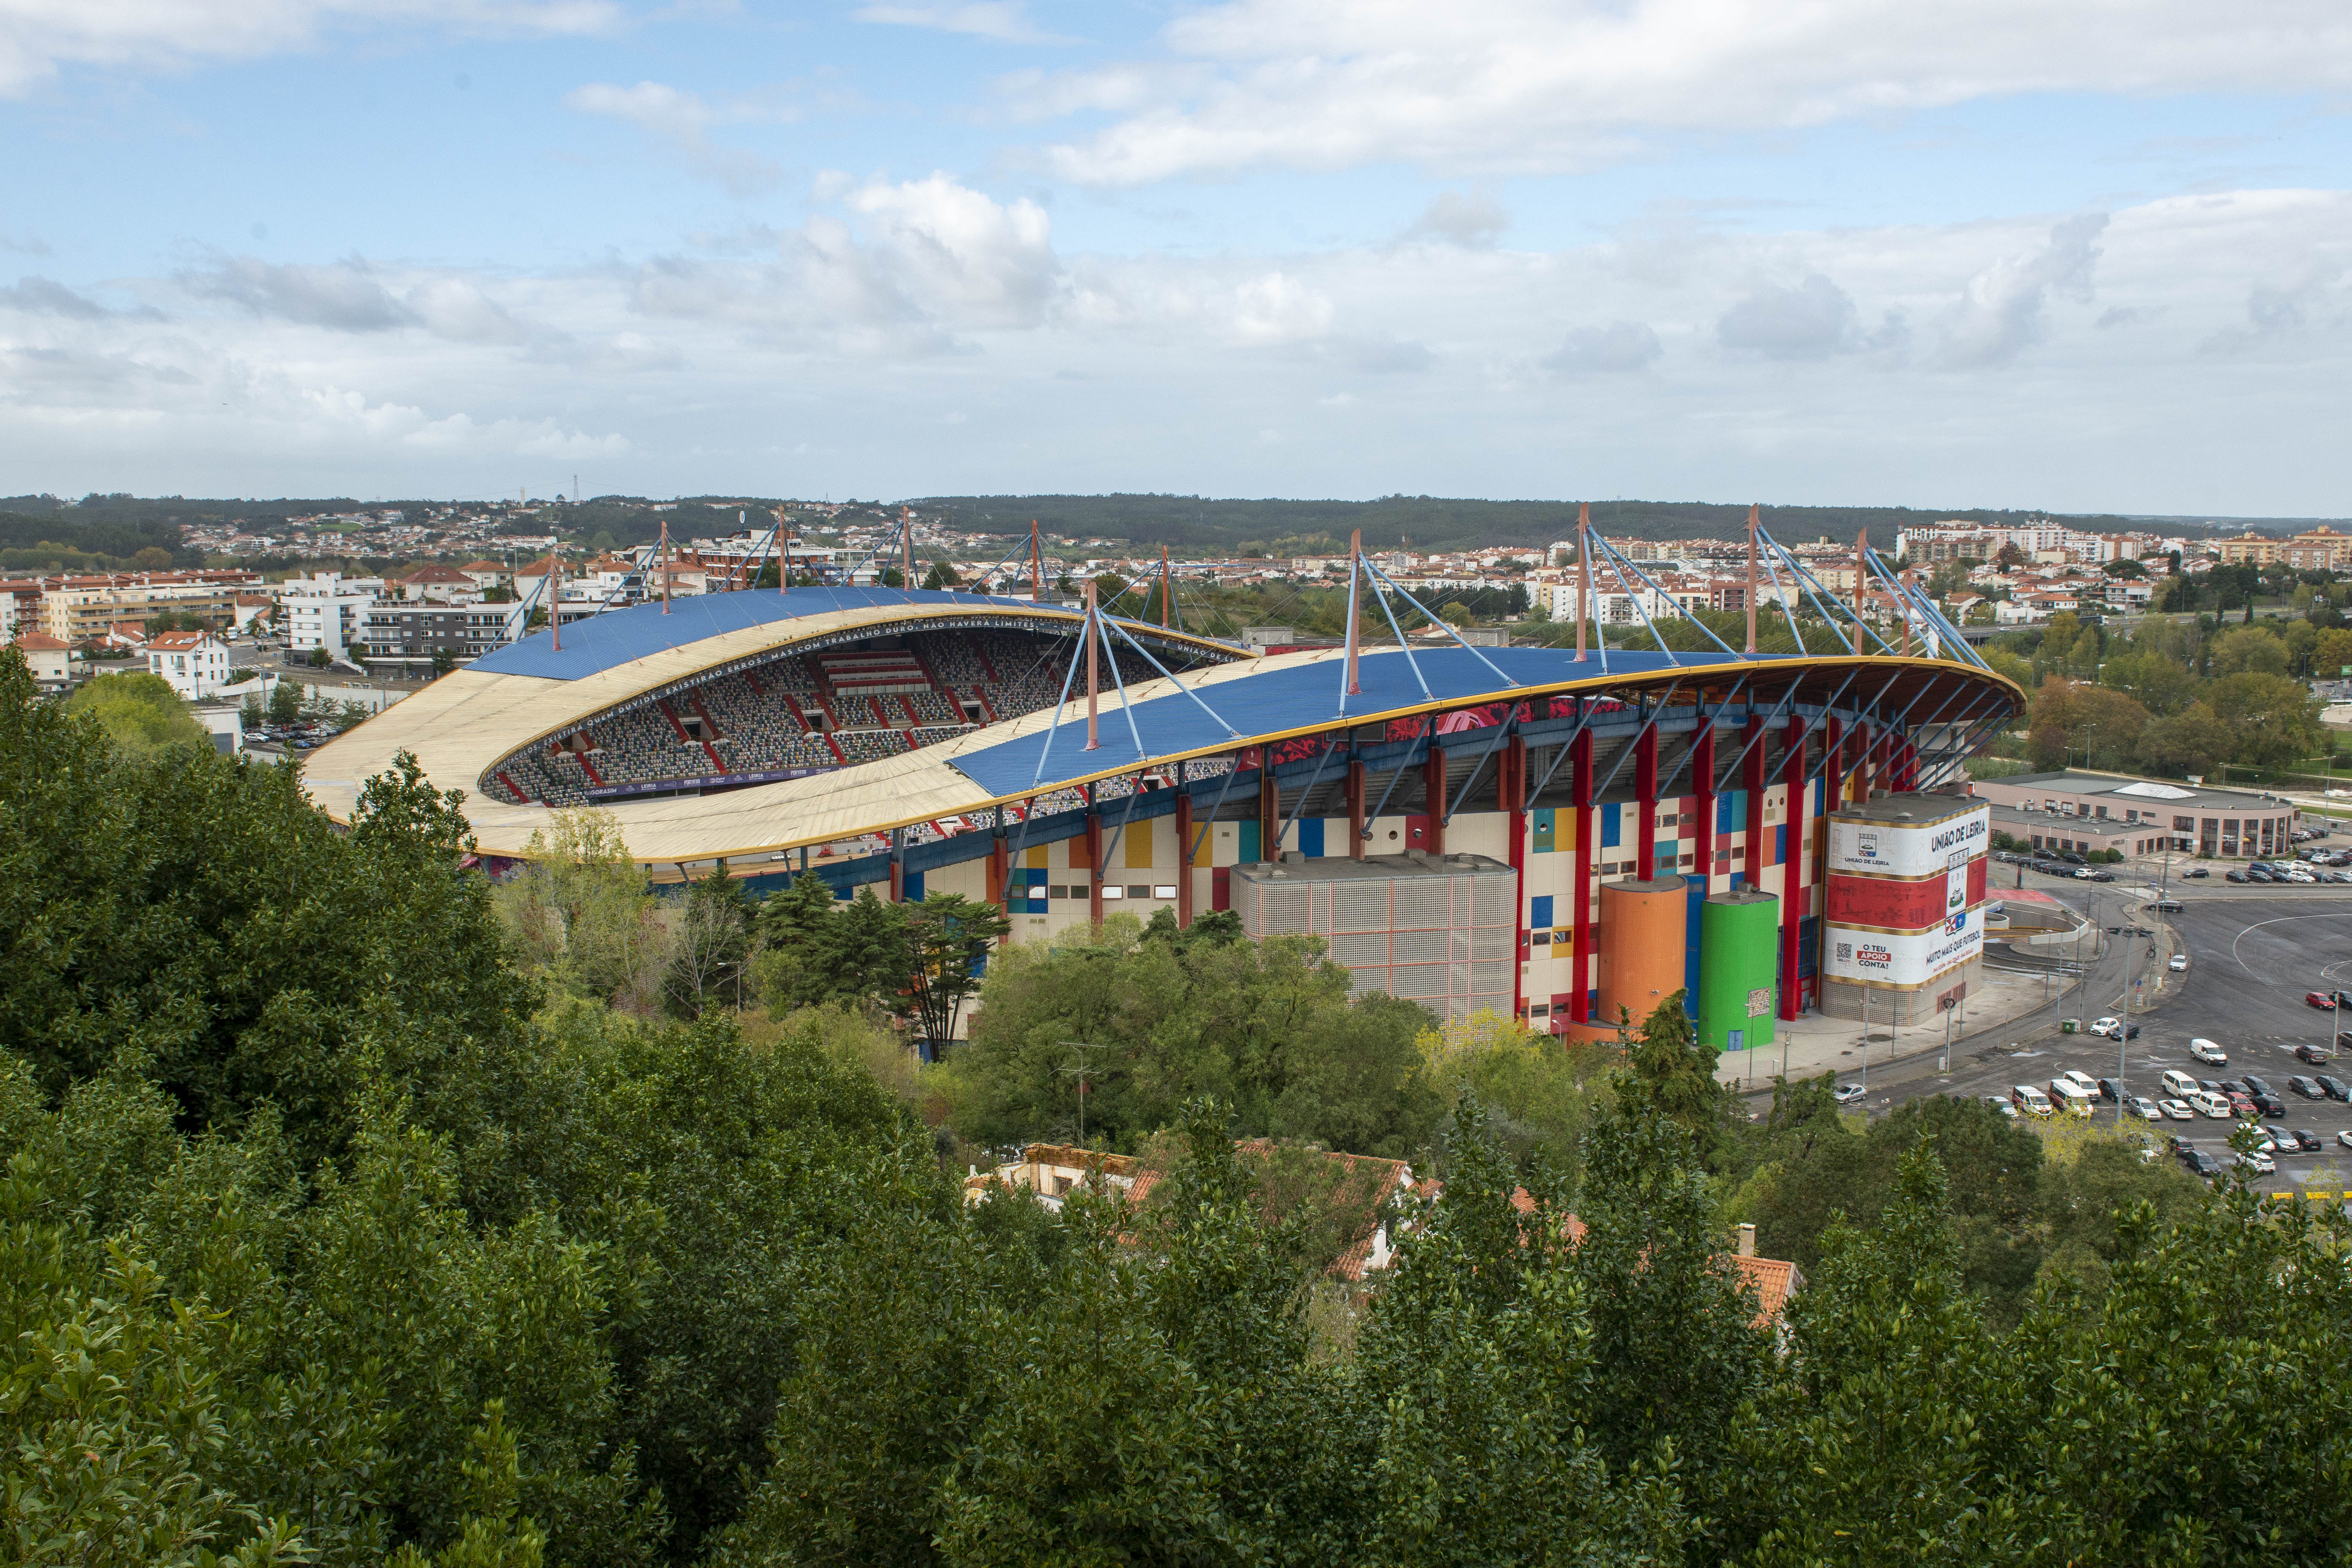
1736 1223 1757 1258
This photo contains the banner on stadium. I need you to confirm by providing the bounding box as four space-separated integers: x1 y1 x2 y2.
1824 803 1990 880
1825 857 1988 930
1822 908 1984 989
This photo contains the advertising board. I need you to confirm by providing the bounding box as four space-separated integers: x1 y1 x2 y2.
1824 804 1990 880
1822 907 1985 989
1825 857 1989 930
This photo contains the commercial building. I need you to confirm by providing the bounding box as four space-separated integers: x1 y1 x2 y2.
40 569 264 643
2216 526 2352 572
1967 770 2299 858
279 574 383 661
359 599 530 678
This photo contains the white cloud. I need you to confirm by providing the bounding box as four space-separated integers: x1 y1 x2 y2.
0 0 620 97
1029 0 2352 184
851 3 1074 46
1228 271 1333 344
1716 275 1860 361
4 185 2349 511
1397 190 1507 249
1544 320 1661 374
1940 214 2106 369
565 78 828 195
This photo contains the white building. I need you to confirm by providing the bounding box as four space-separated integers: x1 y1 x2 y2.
279 574 383 661
13 632 69 692
146 630 232 699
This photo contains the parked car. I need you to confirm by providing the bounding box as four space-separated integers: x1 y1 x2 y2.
2308 991 2337 1009
2182 866 2210 878
2169 953 2189 971
2314 1074 2351 1101
2291 1075 2329 1098
2188 1040 2227 1066
2189 1091 2232 1119
2244 1074 2277 1098
2225 1090 2257 1118
2236 1149 2277 1175
2131 1097 2163 1121
2251 1091 2286 1116
2295 1043 2335 1065
2340 1130 2352 1151
2226 870 2250 884
2167 1132 2197 1156
2090 1017 2123 1037
2096 1076 2124 1101
2154 899 2185 913
2059 850 2088 865
1833 1083 1866 1105
2160 1098 2194 1120
2182 1149 2224 1177
1985 1094 2018 1118
2062 1070 2100 1095
2012 1084 2054 1118
2287 1129 2323 1152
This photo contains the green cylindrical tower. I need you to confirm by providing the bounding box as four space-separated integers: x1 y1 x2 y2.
1696 889 1779 1059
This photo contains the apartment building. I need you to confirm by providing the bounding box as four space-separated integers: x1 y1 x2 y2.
40 569 264 643
279 574 383 661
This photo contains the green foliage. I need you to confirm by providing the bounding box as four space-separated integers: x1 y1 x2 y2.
663 869 756 1018
495 809 671 1011
935 913 1437 1155
62 671 210 757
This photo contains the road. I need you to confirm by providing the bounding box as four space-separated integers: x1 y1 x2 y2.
1839 862 2352 1191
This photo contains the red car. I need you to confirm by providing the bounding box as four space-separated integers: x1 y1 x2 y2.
2308 991 2337 1010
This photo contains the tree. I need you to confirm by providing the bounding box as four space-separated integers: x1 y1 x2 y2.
2209 623 2288 676
495 808 672 1010
307 646 331 668
663 868 757 1017
1618 990 1736 1164
750 870 843 1009
1995 541 2025 571
2213 670 2324 769
2025 677 2149 772
431 647 457 678
2101 557 2147 579
2315 626 2352 679
2134 703 2237 778
62 670 208 756
901 891 1010 1050
920 561 960 590
269 679 304 724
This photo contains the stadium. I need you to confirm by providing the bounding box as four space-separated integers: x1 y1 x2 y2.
306 561 2022 1043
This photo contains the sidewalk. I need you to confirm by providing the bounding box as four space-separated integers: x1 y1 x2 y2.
1716 879 2183 1095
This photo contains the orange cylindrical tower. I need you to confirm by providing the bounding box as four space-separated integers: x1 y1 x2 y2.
1589 876 1689 1039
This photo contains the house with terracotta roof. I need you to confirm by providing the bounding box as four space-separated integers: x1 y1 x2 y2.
392 563 485 604
461 560 512 590
12 632 70 692
1506 1190 1805 1333
146 630 231 699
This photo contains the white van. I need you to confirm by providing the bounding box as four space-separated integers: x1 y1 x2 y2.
2012 1084 2054 1118
2047 1079 2096 1117
2161 1068 2202 1100
2189 1039 2227 1065
2187 1090 2232 1119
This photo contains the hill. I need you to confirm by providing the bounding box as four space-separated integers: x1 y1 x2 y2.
904 494 2203 554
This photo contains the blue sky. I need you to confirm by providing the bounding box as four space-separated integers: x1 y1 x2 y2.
3 2 2349 513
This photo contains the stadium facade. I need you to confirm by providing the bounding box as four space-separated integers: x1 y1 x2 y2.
306 585 2021 1038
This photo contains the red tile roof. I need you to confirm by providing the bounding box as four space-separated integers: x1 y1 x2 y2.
12 633 68 650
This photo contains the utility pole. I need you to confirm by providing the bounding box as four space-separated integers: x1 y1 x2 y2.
1058 1041 1112 1145
1744 502 1760 655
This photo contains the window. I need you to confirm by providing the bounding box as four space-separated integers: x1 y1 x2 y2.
1050 885 1071 900
1152 884 1177 899
1101 885 1126 899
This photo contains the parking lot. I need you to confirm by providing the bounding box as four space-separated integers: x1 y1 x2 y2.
1863 864 2352 1193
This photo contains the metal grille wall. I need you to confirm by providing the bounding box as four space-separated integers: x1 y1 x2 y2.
1231 853 1517 1023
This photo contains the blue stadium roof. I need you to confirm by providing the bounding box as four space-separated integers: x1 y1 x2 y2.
470 586 1097 680
947 645 1814 797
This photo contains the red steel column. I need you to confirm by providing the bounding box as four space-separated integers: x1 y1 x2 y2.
1175 789 1195 928
1570 727 1595 1025
1823 715 1845 809
1085 789 1104 924
1424 744 1448 856
1634 723 1659 877
1852 720 1873 800
1506 731 1528 1021
1690 714 1717 888
1741 715 1766 891
1346 756 1367 859
1779 713 1806 1022
1258 759 1278 863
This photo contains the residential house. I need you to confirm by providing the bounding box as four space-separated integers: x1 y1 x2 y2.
12 632 70 692
146 630 232 699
